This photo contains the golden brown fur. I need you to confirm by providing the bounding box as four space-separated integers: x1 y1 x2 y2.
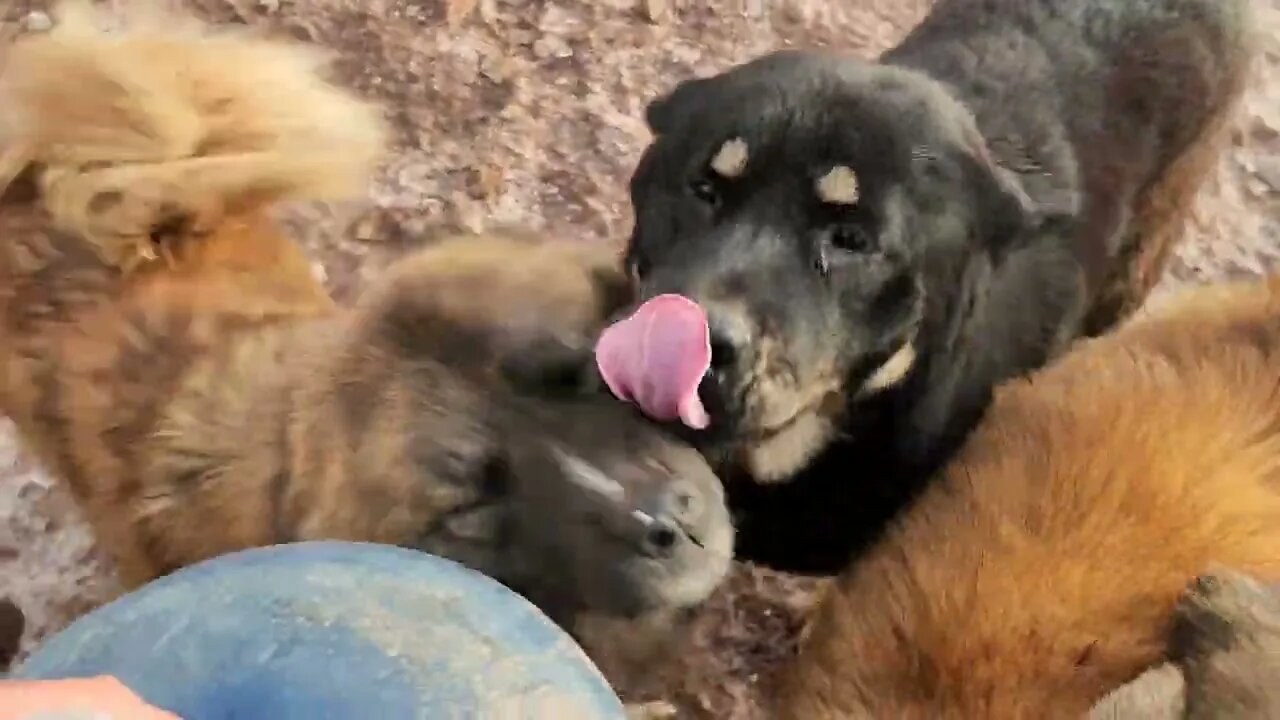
775 274 1280 718
0 1 733 636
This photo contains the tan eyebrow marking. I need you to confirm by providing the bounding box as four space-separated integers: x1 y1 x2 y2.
709 138 749 179
816 165 860 205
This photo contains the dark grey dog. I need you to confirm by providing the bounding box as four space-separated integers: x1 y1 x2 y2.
604 0 1254 573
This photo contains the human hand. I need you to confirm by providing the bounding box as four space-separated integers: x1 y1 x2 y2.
0 675 180 720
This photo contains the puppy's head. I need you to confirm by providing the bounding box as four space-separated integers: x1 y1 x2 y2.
611 50 1066 480
495 342 735 624
374 231 734 624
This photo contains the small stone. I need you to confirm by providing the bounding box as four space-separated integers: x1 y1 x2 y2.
475 164 505 199
532 36 573 60
1253 156 1280 194
352 211 388 242
446 0 480 27
643 0 668 24
22 11 53 33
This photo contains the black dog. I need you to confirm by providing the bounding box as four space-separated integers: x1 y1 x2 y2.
600 0 1253 573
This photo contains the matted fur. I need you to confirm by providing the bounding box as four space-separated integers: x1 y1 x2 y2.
775 274 1280 718
0 0 387 271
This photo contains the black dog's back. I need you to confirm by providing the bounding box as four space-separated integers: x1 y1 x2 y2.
886 0 1253 331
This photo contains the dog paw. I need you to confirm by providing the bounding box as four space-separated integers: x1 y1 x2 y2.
1172 567 1280 661
1174 567 1280 720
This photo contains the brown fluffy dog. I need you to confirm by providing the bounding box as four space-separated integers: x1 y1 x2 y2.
774 274 1280 718
0 2 733 637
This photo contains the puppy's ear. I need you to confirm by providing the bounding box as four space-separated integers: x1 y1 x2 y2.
962 130 1078 263
644 77 713 135
500 337 602 400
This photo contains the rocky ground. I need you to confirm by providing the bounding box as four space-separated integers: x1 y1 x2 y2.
1 0 1277 717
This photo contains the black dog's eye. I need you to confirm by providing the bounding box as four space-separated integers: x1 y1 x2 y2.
830 224 876 254
689 177 720 207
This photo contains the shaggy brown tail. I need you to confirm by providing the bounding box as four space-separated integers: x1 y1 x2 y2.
0 0 389 272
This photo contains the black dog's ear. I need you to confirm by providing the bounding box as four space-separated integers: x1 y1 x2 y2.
644 76 713 135
500 337 602 400
973 164 1080 263
969 158 1038 261
962 130 1079 263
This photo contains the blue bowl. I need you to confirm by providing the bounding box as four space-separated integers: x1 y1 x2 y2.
14 541 625 719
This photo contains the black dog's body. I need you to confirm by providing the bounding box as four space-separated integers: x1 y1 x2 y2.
624 0 1251 573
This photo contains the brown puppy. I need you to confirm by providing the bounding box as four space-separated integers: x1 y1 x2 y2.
774 274 1280 718
613 0 1255 575
0 2 733 637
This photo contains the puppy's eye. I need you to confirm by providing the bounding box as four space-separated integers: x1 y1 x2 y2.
689 177 720 207
830 224 876 254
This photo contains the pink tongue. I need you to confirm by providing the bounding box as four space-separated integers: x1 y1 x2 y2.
594 294 712 429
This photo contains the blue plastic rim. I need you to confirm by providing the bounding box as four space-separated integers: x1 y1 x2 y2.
15 541 626 720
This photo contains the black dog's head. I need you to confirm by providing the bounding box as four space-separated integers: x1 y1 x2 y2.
618 50 1057 481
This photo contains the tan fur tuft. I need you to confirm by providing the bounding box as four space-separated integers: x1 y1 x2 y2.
709 138 749 179
815 165 859 206
0 0 387 271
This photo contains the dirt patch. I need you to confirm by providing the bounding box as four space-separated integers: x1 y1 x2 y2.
1 0 1277 717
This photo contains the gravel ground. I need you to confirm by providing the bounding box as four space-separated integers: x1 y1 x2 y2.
1 0 1277 717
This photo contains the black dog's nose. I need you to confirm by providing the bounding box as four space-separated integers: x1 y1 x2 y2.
706 308 750 371
708 325 737 371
